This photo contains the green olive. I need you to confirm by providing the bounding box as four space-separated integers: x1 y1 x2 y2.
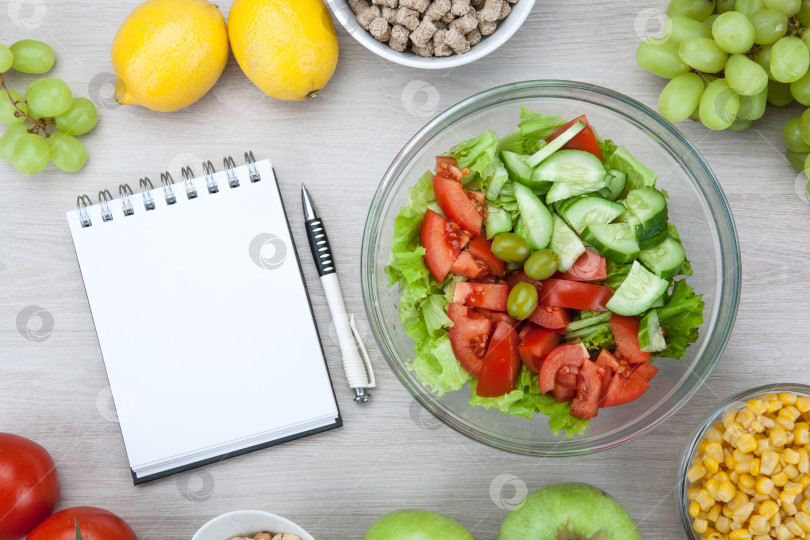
524 249 559 280
491 232 531 263
507 281 539 320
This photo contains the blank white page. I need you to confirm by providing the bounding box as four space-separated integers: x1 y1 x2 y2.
66 160 339 478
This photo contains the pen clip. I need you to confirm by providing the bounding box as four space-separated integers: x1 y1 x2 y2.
350 314 376 388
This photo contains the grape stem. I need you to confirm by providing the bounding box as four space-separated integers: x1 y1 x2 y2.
0 74 49 136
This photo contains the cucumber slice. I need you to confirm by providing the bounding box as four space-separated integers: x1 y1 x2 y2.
485 163 509 201
550 214 586 272
501 151 534 186
514 217 530 245
597 169 627 201
558 195 626 235
638 309 667 352
639 235 687 279
649 292 666 309
526 121 586 167
608 146 657 189
514 183 553 250
638 229 668 251
484 204 512 238
581 223 640 263
624 188 668 240
606 261 670 316
528 166 553 193
539 151 608 205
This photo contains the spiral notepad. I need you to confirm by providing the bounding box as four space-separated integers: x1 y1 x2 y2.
66 153 341 484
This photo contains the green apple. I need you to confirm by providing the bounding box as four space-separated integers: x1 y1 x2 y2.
498 483 641 540
364 509 475 540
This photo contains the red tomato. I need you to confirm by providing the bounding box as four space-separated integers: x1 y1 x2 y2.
547 115 604 161
559 248 607 282
595 348 621 373
452 282 508 311
552 385 576 403
475 308 519 327
538 343 589 394
634 361 659 383
528 304 571 330
420 210 471 281
476 322 521 397
602 368 650 408
436 157 468 181
467 236 506 277
610 314 652 364
433 175 485 234
450 251 485 279
27 507 136 540
539 279 612 311
556 366 580 390
505 269 542 290
570 360 605 418
517 327 561 374
447 303 492 377
0 433 59 540
436 155 457 168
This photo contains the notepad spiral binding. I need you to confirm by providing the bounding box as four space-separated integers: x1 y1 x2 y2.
75 151 262 229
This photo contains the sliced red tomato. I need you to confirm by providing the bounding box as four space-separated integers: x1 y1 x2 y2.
528 304 571 330
559 248 607 282
518 322 534 341
436 155 457 168
598 363 612 402
476 308 519 327
476 322 521 398
556 366 580 390
538 343 589 394
506 269 542 290
450 251 485 279
634 361 659 383
453 282 508 311
517 327 561 374
436 157 469 181
610 314 652 364
602 368 650 408
420 209 472 281
547 115 604 161
570 360 605 418
539 279 612 311
467 236 506 277
447 303 491 377
552 385 576 403
433 175 485 234
595 348 621 373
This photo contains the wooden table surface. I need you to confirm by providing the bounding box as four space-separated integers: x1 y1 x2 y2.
1 1 807 539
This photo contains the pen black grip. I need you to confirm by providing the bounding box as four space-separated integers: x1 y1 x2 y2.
305 218 336 277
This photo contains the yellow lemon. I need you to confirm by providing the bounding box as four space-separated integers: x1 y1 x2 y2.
228 0 339 101
112 0 229 112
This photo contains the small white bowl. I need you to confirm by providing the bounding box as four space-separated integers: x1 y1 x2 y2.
325 0 536 69
191 510 315 540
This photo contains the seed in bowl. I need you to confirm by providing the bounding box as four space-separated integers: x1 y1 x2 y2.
685 392 810 539
229 534 301 540
348 0 519 57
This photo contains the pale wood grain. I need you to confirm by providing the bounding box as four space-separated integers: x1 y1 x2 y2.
0 1 806 539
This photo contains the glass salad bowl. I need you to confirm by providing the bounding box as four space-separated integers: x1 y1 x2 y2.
360 80 740 456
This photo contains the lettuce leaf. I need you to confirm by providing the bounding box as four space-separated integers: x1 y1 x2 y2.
603 260 632 290
598 138 619 163
518 106 567 154
656 280 705 359
469 367 590 436
409 333 471 396
451 130 500 180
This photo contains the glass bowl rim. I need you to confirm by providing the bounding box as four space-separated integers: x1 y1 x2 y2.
676 382 810 539
361 79 741 457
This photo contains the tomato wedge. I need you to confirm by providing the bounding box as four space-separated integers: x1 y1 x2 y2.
476 321 521 397
517 327 561 374
433 175 485 234
547 115 604 161
634 361 659 383
539 279 612 311
450 251 485 279
538 343 589 394
595 348 621 373
476 308 519 328
447 303 492 377
453 282 509 311
559 248 607 282
420 209 472 281
610 314 652 364
552 385 576 403
506 269 542 290
602 368 650 408
556 366 580 390
436 155 458 168
570 360 605 418
467 236 506 277
528 304 571 330
436 157 468 181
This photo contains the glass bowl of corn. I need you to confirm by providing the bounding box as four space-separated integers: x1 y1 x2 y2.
678 384 810 540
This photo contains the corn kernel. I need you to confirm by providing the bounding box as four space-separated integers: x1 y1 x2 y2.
774 470 790 487
776 415 796 431
688 484 702 500
693 518 708 533
774 524 791 540
786 482 804 495
737 434 758 454
734 462 750 474
782 405 801 420
688 463 709 483
801 498 810 514
771 428 788 447
780 490 797 507
724 412 736 430
737 408 757 428
697 489 716 511
760 500 780 519
795 511 810 532
704 456 721 475
768 399 783 413
725 454 737 470
729 529 752 539
761 415 776 429
698 439 708 454
785 464 800 480
689 499 701 518
739 474 756 490
708 502 722 521
752 535 770 540
796 396 810 413
706 426 724 442
757 438 773 455
787 449 802 465
705 441 725 461
749 399 768 414
784 501 799 516
781 393 799 405
785 516 804 536
758 477 776 495
716 515 732 533
749 514 770 535
732 501 754 522
708 478 721 498
750 458 761 476
703 533 722 540
762 451 781 475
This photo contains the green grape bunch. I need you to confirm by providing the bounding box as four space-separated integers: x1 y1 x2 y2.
0 39 98 175
635 0 810 191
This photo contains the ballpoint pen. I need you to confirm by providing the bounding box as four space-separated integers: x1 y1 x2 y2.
301 185 375 403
